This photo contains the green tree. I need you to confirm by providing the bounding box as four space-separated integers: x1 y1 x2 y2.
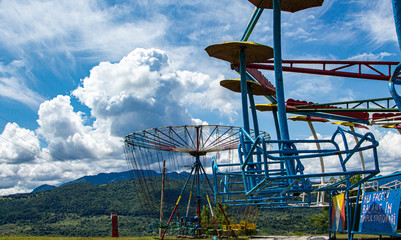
308 207 329 232
200 203 233 234
200 205 212 229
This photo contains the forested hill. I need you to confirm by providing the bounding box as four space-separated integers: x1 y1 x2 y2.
1 179 174 237
0 178 325 237
32 170 192 193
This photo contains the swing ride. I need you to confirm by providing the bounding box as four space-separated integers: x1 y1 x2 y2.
124 125 268 238
123 0 401 239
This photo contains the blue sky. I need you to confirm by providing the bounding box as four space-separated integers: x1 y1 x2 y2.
1 0 401 195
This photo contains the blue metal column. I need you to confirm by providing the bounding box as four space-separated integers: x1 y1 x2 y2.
328 191 332 240
195 155 201 201
241 8 264 41
239 45 256 188
248 89 260 137
195 155 202 236
248 88 259 187
392 0 401 50
273 0 295 175
392 0 401 113
212 158 218 202
240 46 250 134
346 189 351 240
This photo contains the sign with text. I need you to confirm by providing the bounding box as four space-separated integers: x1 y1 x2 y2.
359 189 401 235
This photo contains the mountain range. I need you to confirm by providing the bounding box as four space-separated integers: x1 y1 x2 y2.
32 170 192 193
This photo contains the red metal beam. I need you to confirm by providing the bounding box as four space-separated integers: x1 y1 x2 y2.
237 60 401 81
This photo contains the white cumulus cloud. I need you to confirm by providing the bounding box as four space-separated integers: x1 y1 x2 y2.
0 122 40 164
0 47 240 195
73 48 236 136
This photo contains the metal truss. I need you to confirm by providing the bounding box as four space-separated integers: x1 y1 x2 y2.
242 60 401 81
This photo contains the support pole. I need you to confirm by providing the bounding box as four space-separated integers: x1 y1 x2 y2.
186 191 193 217
240 46 250 134
160 166 195 240
248 88 259 187
273 0 295 176
195 155 202 236
351 185 362 240
217 202 237 238
111 213 119 237
273 0 289 142
207 194 220 236
201 172 220 237
241 8 264 41
159 160 166 238
346 189 352 240
328 191 332 240
307 120 325 204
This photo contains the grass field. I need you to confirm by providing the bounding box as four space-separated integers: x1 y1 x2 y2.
0 235 395 240
0 237 242 240
0 237 231 240
0 237 157 240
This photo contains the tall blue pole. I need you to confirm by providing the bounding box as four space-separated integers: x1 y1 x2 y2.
273 0 289 141
346 189 351 240
239 47 255 188
248 89 259 187
392 0 401 51
240 46 251 134
273 0 295 176
391 0 401 113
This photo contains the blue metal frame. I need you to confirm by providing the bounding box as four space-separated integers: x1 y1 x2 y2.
208 4 386 240
210 0 381 206
212 126 379 207
212 0 401 239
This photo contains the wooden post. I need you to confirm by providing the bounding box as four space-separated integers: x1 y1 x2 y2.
111 212 118 237
159 160 166 237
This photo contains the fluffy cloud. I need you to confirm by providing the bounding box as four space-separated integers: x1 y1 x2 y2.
0 123 40 164
0 47 239 195
73 48 191 136
37 95 123 160
178 72 239 120
73 48 237 136
0 93 126 194
368 128 401 175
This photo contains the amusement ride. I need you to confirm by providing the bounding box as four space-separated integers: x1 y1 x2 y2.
124 1 401 239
